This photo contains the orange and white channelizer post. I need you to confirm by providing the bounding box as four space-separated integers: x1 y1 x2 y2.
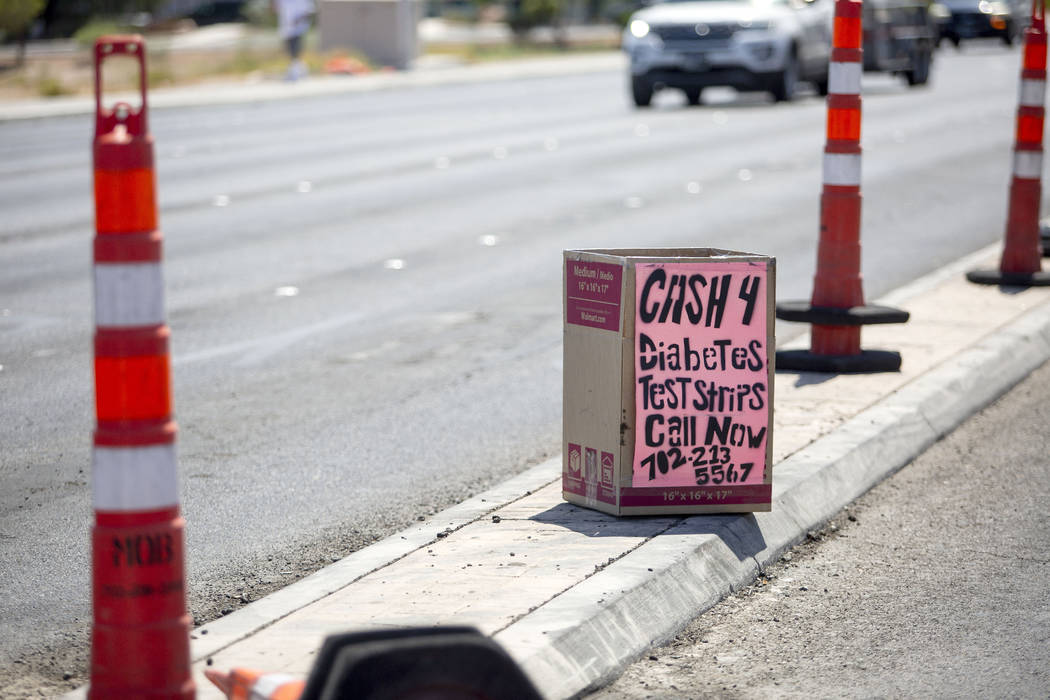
205 668 306 700
813 0 865 327
774 0 909 373
968 0 1050 285
89 36 194 699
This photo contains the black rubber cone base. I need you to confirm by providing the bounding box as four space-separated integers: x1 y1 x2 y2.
775 302 910 326
300 627 543 700
776 348 903 373
965 268 1050 286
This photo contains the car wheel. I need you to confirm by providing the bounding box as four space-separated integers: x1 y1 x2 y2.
683 86 703 106
632 76 654 108
771 52 799 102
814 73 830 97
906 46 932 86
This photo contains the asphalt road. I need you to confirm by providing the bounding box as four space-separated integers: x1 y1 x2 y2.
0 42 1031 693
592 357 1050 699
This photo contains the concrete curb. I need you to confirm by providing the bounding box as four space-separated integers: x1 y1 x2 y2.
189 457 561 662
63 460 561 700
499 291 1050 699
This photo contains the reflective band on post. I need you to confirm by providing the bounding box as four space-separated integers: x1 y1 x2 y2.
823 152 862 186
94 353 172 422
829 62 862 95
833 16 862 49
1016 109 1045 145
1024 41 1048 72
94 168 157 234
94 263 166 327
1013 150 1044 179
827 104 862 142
1020 78 1047 107
93 444 179 511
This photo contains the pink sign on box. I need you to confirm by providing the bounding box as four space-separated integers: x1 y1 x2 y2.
631 262 770 491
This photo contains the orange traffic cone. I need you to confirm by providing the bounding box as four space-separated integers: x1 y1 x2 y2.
775 0 909 373
205 668 305 700
969 0 1050 285
89 35 193 699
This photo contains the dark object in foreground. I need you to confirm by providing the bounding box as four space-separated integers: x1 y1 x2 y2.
299 627 543 700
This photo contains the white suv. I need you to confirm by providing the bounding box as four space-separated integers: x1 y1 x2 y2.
622 0 833 106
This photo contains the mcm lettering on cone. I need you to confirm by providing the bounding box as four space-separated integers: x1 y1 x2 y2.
89 36 194 699
968 0 1050 286
775 0 909 373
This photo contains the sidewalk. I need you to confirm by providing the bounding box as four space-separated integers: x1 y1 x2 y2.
64 244 1049 699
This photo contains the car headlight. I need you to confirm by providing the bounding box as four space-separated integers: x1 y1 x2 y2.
929 2 951 19
978 0 1009 14
630 19 651 38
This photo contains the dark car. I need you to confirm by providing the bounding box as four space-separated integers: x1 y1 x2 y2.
863 0 939 86
936 0 1023 46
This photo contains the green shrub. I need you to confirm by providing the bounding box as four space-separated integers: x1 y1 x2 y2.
35 70 72 97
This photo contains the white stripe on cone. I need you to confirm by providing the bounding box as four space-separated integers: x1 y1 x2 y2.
94 263 166 327
1019 78 1047 108
823 152 862 186
93 444 179 511
828 61 862 95
251 673 299 700
1013 149 1044 179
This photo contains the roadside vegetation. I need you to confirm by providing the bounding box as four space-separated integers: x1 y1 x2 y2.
0 0 621 100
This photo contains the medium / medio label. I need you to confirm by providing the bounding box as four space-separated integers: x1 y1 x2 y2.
566 260 622 332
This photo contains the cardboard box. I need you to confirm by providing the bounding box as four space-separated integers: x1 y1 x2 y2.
563 248 775 515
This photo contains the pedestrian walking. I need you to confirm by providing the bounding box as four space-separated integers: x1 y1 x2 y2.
274 0 315 81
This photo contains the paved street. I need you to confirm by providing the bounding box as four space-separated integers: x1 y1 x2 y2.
594 357 1050 699
0 40 1040 695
